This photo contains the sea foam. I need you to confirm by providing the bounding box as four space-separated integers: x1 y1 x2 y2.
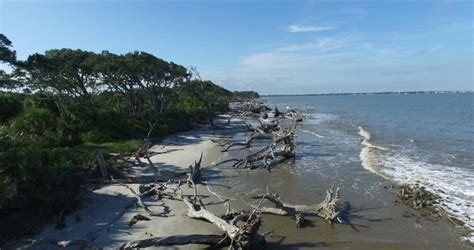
358 126 474 243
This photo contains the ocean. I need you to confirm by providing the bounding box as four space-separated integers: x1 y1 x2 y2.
265 92 474 242
209 92 473 248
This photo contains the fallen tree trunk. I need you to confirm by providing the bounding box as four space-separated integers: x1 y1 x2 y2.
183 198 240 239
182 195 266 249
252 187 341 224
3 238 98 250
120 234 225 249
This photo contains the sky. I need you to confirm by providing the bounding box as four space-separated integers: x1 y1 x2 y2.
0 0 473 95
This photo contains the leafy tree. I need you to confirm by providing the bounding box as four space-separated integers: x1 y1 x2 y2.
0 34 16 65
0 33 19 90
23 49 102 103
0 34 239 231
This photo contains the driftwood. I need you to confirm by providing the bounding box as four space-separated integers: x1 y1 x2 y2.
120 234 225 249
3 238 98 249
128 214 151 227
187 152 203 185
257 118 280 133
252 187 341 224
397 184 439 210
184 198 240 238
274 107 281 118
222 130 273 152
116 183 167 217
96 149 108 178
295 212 305 228
229 101 271 115
182 194 266 249
215 124 297 170
281 111 304 122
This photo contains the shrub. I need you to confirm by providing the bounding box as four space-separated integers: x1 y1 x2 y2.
0 92 23 123
9 107 57 137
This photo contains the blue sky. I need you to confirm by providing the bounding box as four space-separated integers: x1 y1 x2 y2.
1 0 472 94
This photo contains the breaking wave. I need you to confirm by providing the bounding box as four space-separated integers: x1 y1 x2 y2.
358 126 474 243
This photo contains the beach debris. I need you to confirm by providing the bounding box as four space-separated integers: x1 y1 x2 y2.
128 214 151 227
120 234 226 249
96 149 109 178
396 184 468 228
445 215 466 227
229 100 271 115
228 99 304 123
181 191 267 249
397 184 440 211
187 152 203 185
295 212 306 228
115 182 169 217
2 238 98 250
216 98 304 170
215 123 298 170
251 186 342 225
221 129 273 151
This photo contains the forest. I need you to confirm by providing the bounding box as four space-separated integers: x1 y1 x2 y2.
0 33 256 242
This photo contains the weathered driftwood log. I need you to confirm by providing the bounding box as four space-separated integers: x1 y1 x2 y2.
182 196 266 249
3 238 98 250
116 183 167 217
229 101 271 115
252 187 341 224
184 198 240 238
187 152 203 185
96 149 108 178
215 124 297 170
120 234 225 249
295 212 305 228
282 111 304 122
128 213 151 227
133 141 155 166
222 131 273 152
257 118 280 133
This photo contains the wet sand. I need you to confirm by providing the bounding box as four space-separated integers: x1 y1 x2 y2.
28 117 471 249
206 172 471 249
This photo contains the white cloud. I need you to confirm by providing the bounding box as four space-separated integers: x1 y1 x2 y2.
277 36 351 52
288 24 333 33
203 24 471 94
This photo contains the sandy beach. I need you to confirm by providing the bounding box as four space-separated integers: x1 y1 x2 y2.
13 116 469 249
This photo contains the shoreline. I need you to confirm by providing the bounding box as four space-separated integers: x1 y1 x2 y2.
9 112 472 249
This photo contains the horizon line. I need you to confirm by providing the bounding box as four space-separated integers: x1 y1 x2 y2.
260 90 473 97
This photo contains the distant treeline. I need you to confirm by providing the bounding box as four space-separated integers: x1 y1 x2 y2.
232 91 260 100
0 33 253 242
262 90 470 97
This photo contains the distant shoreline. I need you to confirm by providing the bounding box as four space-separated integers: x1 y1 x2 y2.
262 90 473 97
